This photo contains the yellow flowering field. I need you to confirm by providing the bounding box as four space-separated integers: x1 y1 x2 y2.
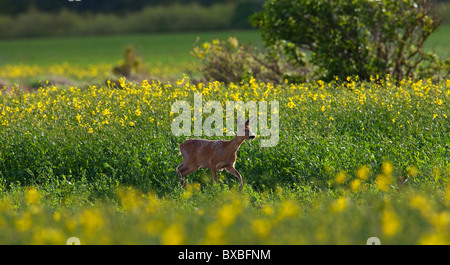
0 75 449 244
0 61 196 84
2 177 450 244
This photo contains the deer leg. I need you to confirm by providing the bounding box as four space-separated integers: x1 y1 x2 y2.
176 163 187 188
178 164 199 189
225 166 244 189
211 167 218 183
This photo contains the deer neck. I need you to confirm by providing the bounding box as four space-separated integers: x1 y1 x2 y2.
227 136 246 155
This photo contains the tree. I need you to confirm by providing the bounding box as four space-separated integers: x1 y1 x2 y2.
252 0 445 81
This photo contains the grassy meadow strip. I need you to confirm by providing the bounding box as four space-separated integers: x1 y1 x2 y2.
0 76 449 244
0 31 262 66
0 61 198 85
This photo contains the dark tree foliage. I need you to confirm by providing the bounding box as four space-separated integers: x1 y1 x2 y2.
0 0 236 15
252 0 447 81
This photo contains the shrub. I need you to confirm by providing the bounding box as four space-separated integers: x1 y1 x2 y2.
191 37 314 84
252 0 448 81
112 46 145 78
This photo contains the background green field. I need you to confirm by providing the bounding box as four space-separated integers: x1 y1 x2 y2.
1 24 449 67
0 30 261 67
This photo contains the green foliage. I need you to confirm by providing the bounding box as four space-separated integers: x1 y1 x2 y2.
192 37 313 84
112 46 145 78
0 3 235 39
0 77 448 195
0 0 232 15
252 0 448 81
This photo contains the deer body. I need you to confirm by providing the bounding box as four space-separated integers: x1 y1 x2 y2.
176 117 255 188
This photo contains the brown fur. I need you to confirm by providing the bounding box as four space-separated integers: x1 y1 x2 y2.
176 118 255 188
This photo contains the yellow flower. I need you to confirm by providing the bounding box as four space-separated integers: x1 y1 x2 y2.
278 200 300 219
410 194 432 216
182 183 201 199
350 179 361 192
252 219 271 238
330 196 347 212
102 108 110 116
117 186 144 211
129 121 135 127
262 205 274 216
80 209 104 234
335 171 347 184
135 108 141 116
382 207 400 237
204 222 224 244
228 37 239 49
382 162 393 176
15 212 32 232
25 187 40 205
286 100 296 108
176 78 185 86
161 224 185 245
218 203 239 227
376 174 393 192
32 227 65 244
356 165 370 180
53 212 61 222
76 113 82 123
419 233 449 245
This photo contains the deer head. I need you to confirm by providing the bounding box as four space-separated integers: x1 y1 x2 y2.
236 116 256 140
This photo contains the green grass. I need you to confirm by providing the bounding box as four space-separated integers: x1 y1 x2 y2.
426 24 450 59
0 75 449 244
1 24 448 67
0 30 261 66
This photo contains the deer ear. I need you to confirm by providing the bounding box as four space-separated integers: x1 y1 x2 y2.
249 115 256 124
245 115 256 126
237 116 243 125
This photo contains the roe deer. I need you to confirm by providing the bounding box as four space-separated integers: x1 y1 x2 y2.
176 116 256 188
